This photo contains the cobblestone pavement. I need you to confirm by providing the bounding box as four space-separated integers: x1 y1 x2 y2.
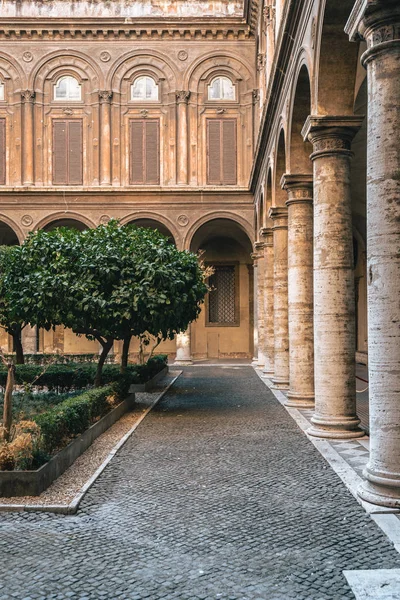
1 366 399 600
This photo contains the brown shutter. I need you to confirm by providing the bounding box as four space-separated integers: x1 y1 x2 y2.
207 119 221 184
68 120 83 185
53 121 68 184
130 120 144 184
222 120 237 185
144 120 159 184
0 119 5 185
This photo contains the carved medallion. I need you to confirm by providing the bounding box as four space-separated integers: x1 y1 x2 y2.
21 215 33 227
177 215 189 227
100 51 111 62
99 215 111 225
178 50 188 62
22 52 33 62
63 107 73 115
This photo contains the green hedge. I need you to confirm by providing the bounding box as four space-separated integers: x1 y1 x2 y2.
3 353 109 365
0 355 168 392
34 374 132 455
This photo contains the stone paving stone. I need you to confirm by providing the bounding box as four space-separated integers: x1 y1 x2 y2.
1 366 400 600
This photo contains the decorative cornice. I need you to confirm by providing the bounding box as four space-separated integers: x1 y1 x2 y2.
302 116 364 160
260 226 273 245
268 205 288 229
98 90 113 103
281 173 313 206
176 90 191 105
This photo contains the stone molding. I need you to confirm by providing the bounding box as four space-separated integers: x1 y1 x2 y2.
175 90 191 105
281 173 313 206
302 116 364 161
21 90 35 103
260 226 273 245
268 206 288 230
98 90 113 103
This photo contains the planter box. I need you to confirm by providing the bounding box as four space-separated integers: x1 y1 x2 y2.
129 365 168 393
0 393 136 498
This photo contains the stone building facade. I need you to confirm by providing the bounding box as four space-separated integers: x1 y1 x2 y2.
0 0 399 508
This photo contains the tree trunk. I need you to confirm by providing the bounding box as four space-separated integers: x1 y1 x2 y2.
2 363 15 441
121 335 132 373
94 338 113 387
13 331 24 365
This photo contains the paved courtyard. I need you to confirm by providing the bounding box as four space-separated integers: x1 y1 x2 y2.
1 366 399 600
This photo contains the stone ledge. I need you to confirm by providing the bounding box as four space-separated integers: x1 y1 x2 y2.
129 365 168 392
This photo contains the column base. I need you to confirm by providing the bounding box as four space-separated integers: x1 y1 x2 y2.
308 413 364 439
271 377 289 390
358 471 400 509
173 359 193 366
285 391 315 408
262 369 274 377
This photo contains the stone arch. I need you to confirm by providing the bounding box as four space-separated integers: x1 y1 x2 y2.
0 216 23 244
0 52 26 94
120 212 180 247
185 52 254 93
35 212 96 232
273 128 287 207
123 217 177 246
30 50 103 93
185 211 254 251
109 50 177 94
314 0 360 115
288 62 313 173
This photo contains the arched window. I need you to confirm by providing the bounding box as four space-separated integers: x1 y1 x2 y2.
208 76 235 101
131 76 159 101
54 76 81 101
0 82 4 101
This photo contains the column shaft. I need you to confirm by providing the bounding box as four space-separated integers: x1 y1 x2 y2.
22 325 37 354
252 261 259 364
282 175 314 407
21 90 35 186
347 2 400 506
261 228 274 376
99 91 112 186
303 116 364 438
254 243 266 367
176 91 190 185
175 329 193 365
268 207 289 388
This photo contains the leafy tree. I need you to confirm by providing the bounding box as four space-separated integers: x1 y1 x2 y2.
0 246 27 364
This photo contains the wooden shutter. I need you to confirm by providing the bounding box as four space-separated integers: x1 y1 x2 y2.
0 119 5 185
145 120 159 184
130 120 144 184
53 121 68 184
222 120 237 185
207 119 237 185
130 119 160 184
207 120 221 184
68 121 83 185
53 119 83 185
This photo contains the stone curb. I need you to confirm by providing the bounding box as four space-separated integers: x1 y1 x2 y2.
0 370 182 515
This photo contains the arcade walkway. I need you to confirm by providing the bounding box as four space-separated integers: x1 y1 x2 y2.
0 367 398 599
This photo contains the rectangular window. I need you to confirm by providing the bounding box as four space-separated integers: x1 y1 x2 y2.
206 119 237 185
130 119 160 184
0 119 5 185
52 120 83 185
207 264 239 326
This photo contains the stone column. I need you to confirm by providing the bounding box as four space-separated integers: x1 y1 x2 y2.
176 91 190 185
251 259 259 365
282 174 314 407
346 1 400 506
22 325 37 354
174 329 193 365
99 91 113 186
21 90 35 186
302 115 364 438
260 227 274 376
254 243 266 367
268 206 289 389
53 325 65 355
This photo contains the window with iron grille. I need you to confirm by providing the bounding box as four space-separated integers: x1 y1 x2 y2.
207 265 238 325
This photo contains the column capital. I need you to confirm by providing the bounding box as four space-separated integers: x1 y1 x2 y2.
176 90 191 104
302 115 364 160
21 90 35 103
260 226 273 245
345 0 400 58
99 90 113 103
268 206 288 230
281 173 313 206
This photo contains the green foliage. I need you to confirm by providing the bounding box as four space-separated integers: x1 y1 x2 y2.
0 355 167 391
3 353 109 365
